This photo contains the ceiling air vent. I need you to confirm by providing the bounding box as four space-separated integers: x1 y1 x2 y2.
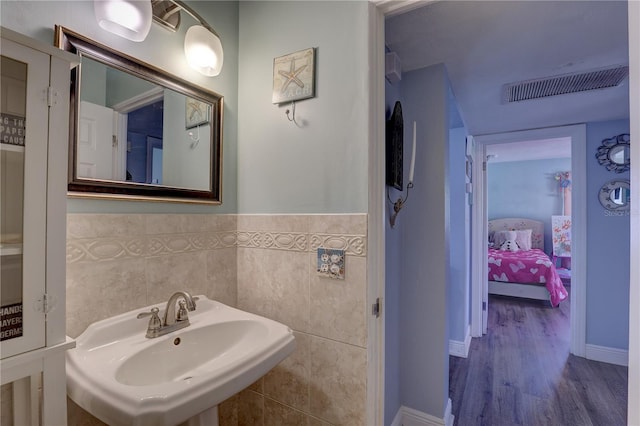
503 65 629 103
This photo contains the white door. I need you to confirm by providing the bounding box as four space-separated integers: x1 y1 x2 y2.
77 101 114 180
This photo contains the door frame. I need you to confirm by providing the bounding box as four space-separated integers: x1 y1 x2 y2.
470 124 587 358
367 3 387 425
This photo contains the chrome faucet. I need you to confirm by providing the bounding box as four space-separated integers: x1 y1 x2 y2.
137 291 197 338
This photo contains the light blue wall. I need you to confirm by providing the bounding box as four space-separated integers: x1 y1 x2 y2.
586 119 630 350
79 58 107 105
237 1 370 213
449 126 469 343
384 78 402 426
488 158 571 254
1 0 239 213
399 64 450 419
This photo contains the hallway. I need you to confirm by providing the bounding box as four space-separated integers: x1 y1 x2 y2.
449 292 627 425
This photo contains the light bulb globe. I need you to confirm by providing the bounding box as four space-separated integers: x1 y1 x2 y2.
184 25 224 77
94 0 152 42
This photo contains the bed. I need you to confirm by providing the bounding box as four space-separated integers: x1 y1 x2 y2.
488 218 568 307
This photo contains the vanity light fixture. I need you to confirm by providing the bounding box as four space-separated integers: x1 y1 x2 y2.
94 0 224 76
94 0 153 42
152 0 224 76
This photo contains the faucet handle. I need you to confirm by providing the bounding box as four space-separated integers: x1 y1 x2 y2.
137 307 162 332
177 300 189 322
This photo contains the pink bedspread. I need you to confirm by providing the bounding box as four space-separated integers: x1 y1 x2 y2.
488 248 568 306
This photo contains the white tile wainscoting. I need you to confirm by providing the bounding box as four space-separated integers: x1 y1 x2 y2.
66 213 368 426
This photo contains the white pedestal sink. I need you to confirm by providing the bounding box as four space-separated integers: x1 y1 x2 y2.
66 296 296 426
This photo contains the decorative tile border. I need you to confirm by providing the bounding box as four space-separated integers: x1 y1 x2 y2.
310 234 367 256
67 215 368 263
67 238 146 263
67 232 237 263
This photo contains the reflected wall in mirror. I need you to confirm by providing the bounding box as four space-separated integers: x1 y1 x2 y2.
596 133 630 173
599 179 630 211
55 26 223 203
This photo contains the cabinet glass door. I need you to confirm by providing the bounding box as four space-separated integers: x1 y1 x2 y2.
1 56 26 344
1 39 49 358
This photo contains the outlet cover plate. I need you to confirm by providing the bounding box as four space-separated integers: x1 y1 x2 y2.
317 248 345 280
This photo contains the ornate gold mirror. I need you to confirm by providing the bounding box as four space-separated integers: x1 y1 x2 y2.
55 26 223 203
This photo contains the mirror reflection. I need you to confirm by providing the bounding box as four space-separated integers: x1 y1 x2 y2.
599 179 631 211
78 56 211 190
55 26 223 203
596 133 630 173
610 185 630 206
609 144 630 166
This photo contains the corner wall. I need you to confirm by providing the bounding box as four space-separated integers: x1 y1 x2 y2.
586 119 630 351
237 1 370 214
399 64 451 419
235 214 368 424
448 127 470 347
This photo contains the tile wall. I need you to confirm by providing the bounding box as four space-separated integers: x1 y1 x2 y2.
64 213 368 426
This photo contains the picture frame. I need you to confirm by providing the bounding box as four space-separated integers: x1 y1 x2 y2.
185 97 210 129
385 101 403 190
272 47 316 104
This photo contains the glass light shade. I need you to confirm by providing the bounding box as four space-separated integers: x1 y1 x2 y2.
184 25 224 77
94 0 152 42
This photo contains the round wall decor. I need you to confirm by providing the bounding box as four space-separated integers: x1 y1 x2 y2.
596 133 630 173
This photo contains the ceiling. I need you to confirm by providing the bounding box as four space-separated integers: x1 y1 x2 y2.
385 1 630 137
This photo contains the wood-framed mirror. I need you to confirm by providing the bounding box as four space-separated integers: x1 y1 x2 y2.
54 25 223 204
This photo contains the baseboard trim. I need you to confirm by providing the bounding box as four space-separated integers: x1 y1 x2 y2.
585 344 628 366
390 399 454 426
449 325 471 358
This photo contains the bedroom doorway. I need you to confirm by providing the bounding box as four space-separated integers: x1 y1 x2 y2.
471 124 587 357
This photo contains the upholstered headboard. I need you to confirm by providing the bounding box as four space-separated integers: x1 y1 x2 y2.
488 218 544 251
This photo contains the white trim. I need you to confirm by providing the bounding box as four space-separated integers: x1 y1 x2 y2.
570 125 587 357
585 344 629 367
390 408 403 426
110 86 164 113
390 400 454 426
471 141 487 336
449 325 471 358
471 125 587 359
627 2 640 424
0 26 78 63
367 4 386 426
371 0 437 17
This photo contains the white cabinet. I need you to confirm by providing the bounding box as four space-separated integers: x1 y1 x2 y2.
0 27 77 425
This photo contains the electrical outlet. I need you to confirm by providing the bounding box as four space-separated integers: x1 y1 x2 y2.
317 248 345 280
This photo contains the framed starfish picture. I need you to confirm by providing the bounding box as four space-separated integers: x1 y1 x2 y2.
272 48 316 104
185 97 210 129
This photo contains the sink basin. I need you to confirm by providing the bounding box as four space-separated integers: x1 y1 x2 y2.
66 296 296 426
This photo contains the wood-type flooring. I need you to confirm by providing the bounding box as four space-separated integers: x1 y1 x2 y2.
449 292 628 426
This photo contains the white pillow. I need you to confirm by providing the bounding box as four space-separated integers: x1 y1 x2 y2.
515 229 533 251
